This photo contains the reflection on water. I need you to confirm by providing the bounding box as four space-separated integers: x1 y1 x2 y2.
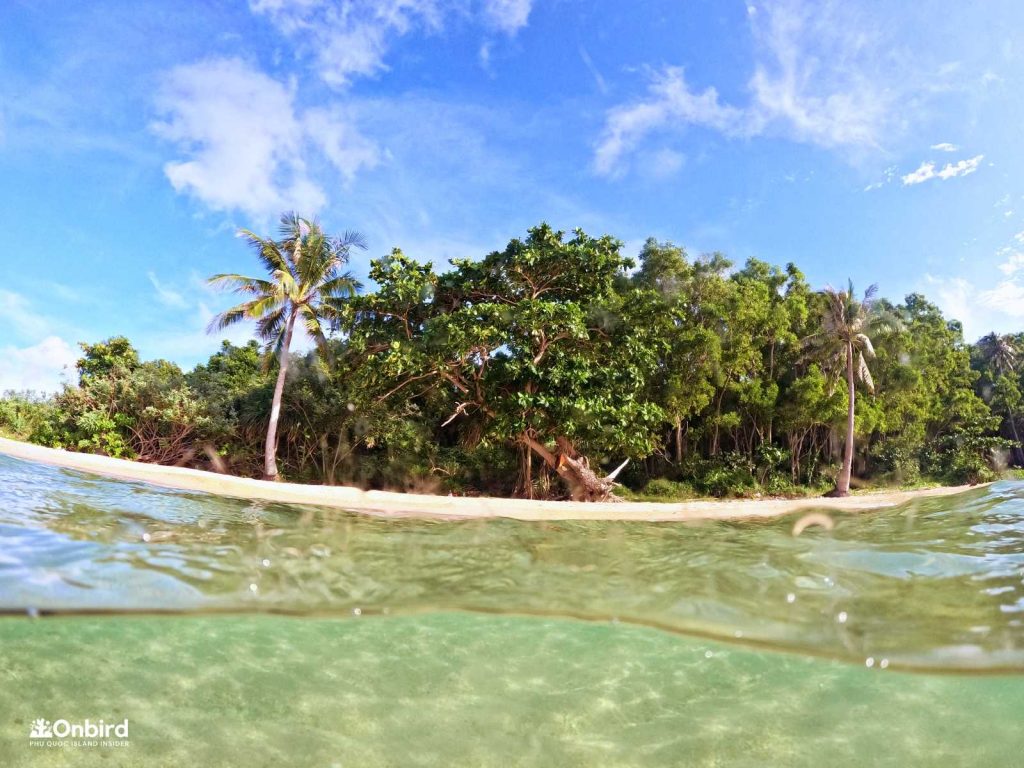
1 455 1023 670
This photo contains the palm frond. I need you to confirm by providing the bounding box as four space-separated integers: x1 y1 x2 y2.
237 229 290 277
857 352 875 393
336 230 369 252
300 305 331 357
207 273 276 296
255 306 287 341
855 333 876 358
320 272 362 298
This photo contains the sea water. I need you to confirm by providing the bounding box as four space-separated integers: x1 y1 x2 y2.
1 454 1022 766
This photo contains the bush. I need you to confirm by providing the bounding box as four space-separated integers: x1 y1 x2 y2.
641 478 697 499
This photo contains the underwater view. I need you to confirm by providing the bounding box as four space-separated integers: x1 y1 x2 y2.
2 452 1024 766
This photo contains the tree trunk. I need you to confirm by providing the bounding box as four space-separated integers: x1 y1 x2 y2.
833 339 856 497
674 419 684 464
263 308 297 481
519 434 623 501
1009 415 1024 467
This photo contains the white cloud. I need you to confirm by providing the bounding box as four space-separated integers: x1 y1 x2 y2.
901 155 983 185
930 142 958 152
0 289 52 339
578 45 608 95
303 107 381 183
926 272 1024 340
864 165 898 191
997 248 1024 276
147 272 189 309
482 0 532 34
594 0 963 176
936 154 983 180
902 161 936 185
925 275 978 338
745 0 894 150
980 280 1024 317
152 58 378 217
250 0 532 89
593 67 742 176
0 336 77 394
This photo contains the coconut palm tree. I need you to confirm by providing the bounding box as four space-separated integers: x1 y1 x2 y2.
807 281 898 497
208 213 364 481
977 332 1018 377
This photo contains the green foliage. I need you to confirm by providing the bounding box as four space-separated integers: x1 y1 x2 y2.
2 221 1017 498
0 392 56 441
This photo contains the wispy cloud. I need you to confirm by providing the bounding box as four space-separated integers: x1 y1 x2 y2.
0 336 77 394
594 0 960 176
901 154 983 185
926 270 1024 340
997 247 1024 276
578 45 608 95
594 67 742 176
482 0 533 34
151 58 379 218
250 0 533 89
930 142 959 152
0 289 54 340
147 272 189 309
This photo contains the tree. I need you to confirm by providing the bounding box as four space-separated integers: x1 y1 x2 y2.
808 282 897 497
976 332 1018 377
208 213 364 481
345 225 665 500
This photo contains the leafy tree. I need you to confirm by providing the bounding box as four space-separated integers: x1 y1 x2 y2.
976 332 1018 377
345 225 665 499
207 213 364 481
807 282 897 496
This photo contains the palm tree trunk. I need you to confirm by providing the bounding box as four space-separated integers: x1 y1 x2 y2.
835 339 855 496
1009 415 1023 467
263 308 297 481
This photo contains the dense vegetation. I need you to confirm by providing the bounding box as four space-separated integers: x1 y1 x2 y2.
2 218 1020 500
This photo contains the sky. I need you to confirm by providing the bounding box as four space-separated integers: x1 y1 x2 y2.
2 0 1024 392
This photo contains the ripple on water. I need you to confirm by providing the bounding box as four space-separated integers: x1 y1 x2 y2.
1 454 1024 671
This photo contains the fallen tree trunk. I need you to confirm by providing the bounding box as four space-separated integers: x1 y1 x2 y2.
520 433 627 501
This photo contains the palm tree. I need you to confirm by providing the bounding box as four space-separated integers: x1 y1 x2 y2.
977 332 1018 377
208 213 364 481
978 333 1022 464
808 281 897 497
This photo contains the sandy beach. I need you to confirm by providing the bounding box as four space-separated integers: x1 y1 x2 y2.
0 436 980 522
0 438 974 524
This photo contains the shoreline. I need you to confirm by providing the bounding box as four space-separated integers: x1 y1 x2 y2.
0 436 982 522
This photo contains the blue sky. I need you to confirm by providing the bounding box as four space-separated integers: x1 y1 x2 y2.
3 0 1024 391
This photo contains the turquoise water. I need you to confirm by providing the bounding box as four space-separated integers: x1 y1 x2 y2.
1 454 1024 765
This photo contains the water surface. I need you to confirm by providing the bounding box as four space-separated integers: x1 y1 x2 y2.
1 454 1023 765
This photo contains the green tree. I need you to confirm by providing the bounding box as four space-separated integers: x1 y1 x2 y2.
976 332 1018 377
808 282 897 496
346 225 665 500
208 213 364 481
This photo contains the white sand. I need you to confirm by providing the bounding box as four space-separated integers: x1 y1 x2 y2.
0 436 979 522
